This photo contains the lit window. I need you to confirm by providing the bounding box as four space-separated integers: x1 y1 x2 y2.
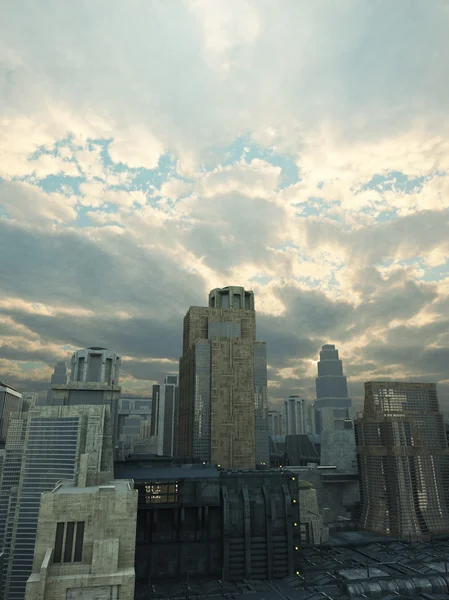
145 481 179 504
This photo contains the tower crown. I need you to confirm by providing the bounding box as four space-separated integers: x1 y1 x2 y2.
208 286 254 310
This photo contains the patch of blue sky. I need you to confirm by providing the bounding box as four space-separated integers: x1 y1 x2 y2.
416 260 449 282
249 274 274 285
293 197 342 221
33 174 85 196
292 276 323 289
373 210 398 222
208 135 299 188
360 171 435 195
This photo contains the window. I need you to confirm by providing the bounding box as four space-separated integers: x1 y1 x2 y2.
53 521 85 563
145 481 179 504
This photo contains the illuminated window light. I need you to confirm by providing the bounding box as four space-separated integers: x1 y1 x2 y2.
294 522 298 526
295 546 299 551
293 499 297 503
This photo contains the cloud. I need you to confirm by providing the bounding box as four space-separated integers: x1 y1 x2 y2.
0 180 77 224
0 0 449 415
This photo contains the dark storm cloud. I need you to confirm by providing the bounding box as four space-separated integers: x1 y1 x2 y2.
0 218 204 315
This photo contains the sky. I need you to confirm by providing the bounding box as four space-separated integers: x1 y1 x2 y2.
0 0 449 414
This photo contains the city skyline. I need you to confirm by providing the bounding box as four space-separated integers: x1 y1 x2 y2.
1 1 449 414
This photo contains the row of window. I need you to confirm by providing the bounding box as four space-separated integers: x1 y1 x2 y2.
54 521 85 563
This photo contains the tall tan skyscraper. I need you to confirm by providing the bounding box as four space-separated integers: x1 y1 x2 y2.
178 286 268 470
356 381 449 541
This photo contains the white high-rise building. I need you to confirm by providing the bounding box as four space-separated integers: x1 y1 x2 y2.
268 410 283 436
284 396 307 435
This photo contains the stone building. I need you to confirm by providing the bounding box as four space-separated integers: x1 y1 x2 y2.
50 347 121 451
25 479 137 600
178 286 269 470
298 480 329 545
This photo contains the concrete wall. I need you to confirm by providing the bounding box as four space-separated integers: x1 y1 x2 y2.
25 481 137 600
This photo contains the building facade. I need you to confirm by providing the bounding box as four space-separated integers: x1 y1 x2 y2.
356 381 449 540
25 479 137 600
0 381 22 449
315 344 352 434
151 376 179 456
268 410 283 436
0 404 114 600
284 396 307 435
46 362 68 405
50 347 121 451
70 347 121 385
118 396 152 457
178 286 269 469
114 460 301 585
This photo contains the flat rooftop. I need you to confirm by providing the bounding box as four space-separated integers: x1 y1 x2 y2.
136 538 449 600
52 479 133 494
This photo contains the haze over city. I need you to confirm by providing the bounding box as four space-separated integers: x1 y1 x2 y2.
1 0 449 413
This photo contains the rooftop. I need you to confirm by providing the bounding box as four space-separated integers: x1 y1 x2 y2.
51 479 133 494
138 538 449 600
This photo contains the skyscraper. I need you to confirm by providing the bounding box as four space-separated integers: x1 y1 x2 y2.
356 381 449 540
268 410 284 436
284 395 307 435
315 344 351 434
178 286 268 469
46 361 68 404
0 381 22 449
151 375 179 456
50 347 122 450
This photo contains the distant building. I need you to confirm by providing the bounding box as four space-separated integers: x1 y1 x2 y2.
25 479 137 600
307 401 316 434
315 344 351 434
178 286 269 469
46 361 68 404
268 409 283 435
284 396 307 435
0 404 114 600
0 380 22 449
320 409 357 473
118 396 152 456
21 392 39 409
151 376 179 456
298 480 329 545
356 381 449 541
50 347 121 450
70 347 120 385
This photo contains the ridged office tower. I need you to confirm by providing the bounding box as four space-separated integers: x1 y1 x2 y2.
178 286 269 469
315 344 352 433
356 381 449 541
